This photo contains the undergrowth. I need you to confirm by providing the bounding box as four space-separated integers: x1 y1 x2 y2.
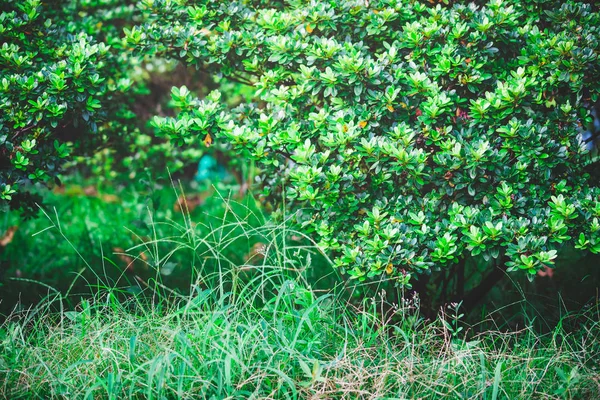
1 197 599 399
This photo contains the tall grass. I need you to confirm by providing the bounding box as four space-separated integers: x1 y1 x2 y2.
1 197 599 399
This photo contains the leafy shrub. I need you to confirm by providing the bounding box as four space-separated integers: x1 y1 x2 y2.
65 58 254 188
134 1 600 291
0 0 140 215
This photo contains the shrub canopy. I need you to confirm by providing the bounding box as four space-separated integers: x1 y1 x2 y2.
131 1 600 283
0 0 139 215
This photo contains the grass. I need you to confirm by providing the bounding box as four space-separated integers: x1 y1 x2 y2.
1 196 599 399
0 177 273 315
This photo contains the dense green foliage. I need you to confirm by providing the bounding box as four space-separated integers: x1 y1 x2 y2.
0 0 139 215
137 1 600 285
2 2 600 398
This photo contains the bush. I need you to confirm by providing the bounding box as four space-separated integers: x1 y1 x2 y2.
134 0 600 293
0 0 140 215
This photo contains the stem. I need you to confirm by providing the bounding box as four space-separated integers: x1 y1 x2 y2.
411 272 434 319
223 73 255 87
456 257 465 299
10 124 36 141
459 256 508 313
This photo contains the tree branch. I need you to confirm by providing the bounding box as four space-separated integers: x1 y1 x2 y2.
459 256 508 313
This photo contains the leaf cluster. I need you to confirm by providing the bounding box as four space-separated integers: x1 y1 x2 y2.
0 0 140 215
136 0 600 284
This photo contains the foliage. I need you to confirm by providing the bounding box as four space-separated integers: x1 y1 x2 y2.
137 0 600 285
0 0 140 215
65 59 255 186
2 5 600 399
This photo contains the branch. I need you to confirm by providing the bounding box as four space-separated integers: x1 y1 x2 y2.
220 72 255 87
458 256 509 313
456 256 465 299
10 124 36 141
